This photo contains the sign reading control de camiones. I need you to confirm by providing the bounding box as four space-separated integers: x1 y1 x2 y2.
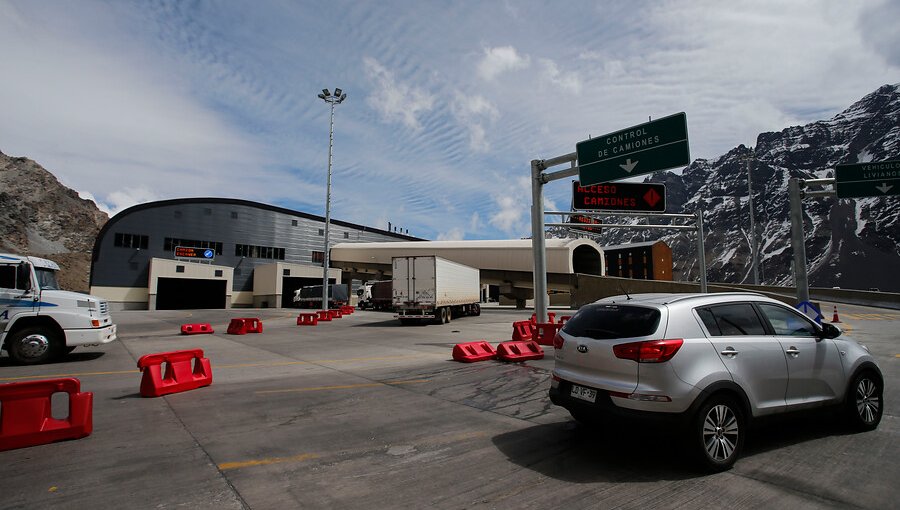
577 112 690 186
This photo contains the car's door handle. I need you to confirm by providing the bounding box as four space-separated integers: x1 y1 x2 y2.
785 347 800 357
720 348 738 357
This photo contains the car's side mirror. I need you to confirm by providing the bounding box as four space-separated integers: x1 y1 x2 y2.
819 322 842 340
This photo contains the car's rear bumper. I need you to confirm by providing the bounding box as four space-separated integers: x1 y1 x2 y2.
549 379 689 427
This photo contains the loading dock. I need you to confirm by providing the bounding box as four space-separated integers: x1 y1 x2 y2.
156 278 227 310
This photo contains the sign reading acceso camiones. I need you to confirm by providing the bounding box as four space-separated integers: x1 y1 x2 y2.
572 181 666 212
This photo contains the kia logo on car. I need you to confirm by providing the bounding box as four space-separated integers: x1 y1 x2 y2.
576 344 589 353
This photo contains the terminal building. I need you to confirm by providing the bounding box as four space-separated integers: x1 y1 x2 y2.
89 198 419 310
89 198 611 311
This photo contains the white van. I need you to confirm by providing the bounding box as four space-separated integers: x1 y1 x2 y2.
0 254 117 365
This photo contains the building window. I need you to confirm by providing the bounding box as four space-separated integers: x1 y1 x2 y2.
214 270 223 277
231 211 238 219
292 220 298 226
114 233 149 250
176 266 185 273
318 228 324 236
283 269 291 276
311 251 325 264
164 238 223 255
235 244 286 260
343 232 349 239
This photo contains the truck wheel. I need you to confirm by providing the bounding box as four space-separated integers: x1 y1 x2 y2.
473 303 481 316
445 307 452 323
7 327 62 365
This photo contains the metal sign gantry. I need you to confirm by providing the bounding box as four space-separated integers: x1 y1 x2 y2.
530 155 707 323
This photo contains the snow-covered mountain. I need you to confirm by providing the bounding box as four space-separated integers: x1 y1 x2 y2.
594 83 900 293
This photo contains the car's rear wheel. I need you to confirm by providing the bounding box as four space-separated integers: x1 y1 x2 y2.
691 395 744 472
845 371 882 431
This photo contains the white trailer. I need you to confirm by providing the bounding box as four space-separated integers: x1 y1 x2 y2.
392 256 481 325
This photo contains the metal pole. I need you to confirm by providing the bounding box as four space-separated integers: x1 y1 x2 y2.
696 210 708 293
531 159 548 323
789 178 809 303
747 156 759 284
322 99 335 310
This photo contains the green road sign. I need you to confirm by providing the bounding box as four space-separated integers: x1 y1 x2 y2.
576 112 690 186
835 160 900 198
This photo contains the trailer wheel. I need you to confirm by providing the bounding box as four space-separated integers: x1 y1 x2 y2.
446 307 452 323
473 303 481 316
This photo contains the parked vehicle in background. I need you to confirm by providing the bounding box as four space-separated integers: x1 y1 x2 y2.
357 280 392 311
549 292 883 472
392 256 480 325
293 284 349 309
0 253 118 365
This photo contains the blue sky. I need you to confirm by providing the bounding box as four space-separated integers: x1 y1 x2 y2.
1 0 898 240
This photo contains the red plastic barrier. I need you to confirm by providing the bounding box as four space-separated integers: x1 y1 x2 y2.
329 309 343 319
297 313 318 326
558 315 572 325
226 318 263 335
496 341 544 362
511 320 535 342
530 312 556 324
534 323 563 346
340 305 354 315
181 323 214 335
0 378 93 452
317 310 332 322
452 341 497 362
136 349 213 398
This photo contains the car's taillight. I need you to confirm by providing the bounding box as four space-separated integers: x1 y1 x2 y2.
553 332 565 349
613 339 684 363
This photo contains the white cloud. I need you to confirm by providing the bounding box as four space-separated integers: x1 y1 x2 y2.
539 59 582 94
451 93 499 152
364 57 435 130
102 187 162 217
437 227 465 241
477 46 530 81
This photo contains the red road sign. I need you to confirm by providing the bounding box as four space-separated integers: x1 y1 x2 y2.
572 181 667 212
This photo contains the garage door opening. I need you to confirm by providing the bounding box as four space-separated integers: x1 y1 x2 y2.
156 278 227 310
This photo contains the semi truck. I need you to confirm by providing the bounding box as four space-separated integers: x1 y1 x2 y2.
293 284 350 309
392 256 481 325
357 280 392 311
0 253 118 365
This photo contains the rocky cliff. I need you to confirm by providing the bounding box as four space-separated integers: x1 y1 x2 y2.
0 151 108 292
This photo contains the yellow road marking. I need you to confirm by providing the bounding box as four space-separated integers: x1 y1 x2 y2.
255 379 429 395
217 430 486 471
219 452 319 471
0 355 430 382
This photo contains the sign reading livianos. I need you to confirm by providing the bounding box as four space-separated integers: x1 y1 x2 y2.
576 112 690 186
572 181 666 212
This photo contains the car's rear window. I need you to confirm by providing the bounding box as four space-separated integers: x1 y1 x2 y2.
562 304 661 339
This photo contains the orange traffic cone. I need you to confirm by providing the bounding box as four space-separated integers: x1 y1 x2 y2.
831 305 841 323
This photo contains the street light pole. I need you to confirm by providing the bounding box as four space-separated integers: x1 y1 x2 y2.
318 88 347 310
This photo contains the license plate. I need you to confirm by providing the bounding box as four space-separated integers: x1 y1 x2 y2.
570 384 597 403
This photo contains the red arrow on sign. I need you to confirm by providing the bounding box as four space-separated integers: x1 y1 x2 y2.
643 188 661 208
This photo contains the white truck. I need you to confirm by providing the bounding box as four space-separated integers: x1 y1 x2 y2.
392 256 481 325
0 254 117 365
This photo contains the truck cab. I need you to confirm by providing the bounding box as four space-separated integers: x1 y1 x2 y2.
0 254 117 365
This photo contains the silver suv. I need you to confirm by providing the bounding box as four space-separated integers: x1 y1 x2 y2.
549 292 883 471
